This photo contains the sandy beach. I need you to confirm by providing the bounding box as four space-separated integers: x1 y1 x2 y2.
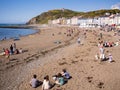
0 25 120 90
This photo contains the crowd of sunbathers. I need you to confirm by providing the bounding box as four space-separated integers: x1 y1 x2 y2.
29 69 71 90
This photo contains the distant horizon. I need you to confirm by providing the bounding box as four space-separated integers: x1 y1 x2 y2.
0 0 120 23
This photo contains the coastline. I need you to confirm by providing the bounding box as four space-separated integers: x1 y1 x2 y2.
0 24 40 41
0 25 120 90
0 24 80 70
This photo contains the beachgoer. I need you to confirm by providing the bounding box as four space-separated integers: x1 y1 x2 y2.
14 49 19 54
100 53 105 61
55 73 65 86
30 74 40 88
5 48 10 59
100 33 103 39
99 47 104 54
77 37 81 45
19 48 23 54
42 75 51 90
95 53 99 60
108 53 113 63
10 44 14 55
61 69 70 79
13 43 16 52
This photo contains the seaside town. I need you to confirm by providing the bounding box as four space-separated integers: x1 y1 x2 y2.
0 1 120 90
49 12 120 29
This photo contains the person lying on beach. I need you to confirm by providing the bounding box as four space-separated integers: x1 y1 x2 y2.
42 75 51 90
29 74 41 88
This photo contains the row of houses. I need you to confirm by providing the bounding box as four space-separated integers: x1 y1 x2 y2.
48 14 120 28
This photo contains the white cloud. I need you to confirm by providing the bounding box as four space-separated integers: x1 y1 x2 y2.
111 3 120 9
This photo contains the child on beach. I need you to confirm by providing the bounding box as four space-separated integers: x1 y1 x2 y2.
108 53 113 63
95 53 99 60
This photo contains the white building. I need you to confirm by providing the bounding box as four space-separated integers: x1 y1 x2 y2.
52 19 61 24
66 19 71 25
71 17 80 25
49 13 120 28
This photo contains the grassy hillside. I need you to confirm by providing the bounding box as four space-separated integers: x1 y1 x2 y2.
27 9 120 24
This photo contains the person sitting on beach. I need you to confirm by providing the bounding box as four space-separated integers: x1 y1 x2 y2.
19 48 23 54
14 49 19 54
95 53 99 60
61 69 70 79
42 75 51 90
5 48 10 59
30 74 41 88
108 53 113 63
54 73 65 86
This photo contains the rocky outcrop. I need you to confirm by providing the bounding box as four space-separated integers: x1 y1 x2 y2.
26 17 36 25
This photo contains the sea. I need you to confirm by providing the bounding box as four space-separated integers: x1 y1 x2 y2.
0 24 37 40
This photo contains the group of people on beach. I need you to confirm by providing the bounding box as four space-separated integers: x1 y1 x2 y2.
2 43 23 60
95 41 113 63
29 69 71 90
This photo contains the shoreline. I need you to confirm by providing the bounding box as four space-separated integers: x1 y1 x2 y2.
0 25 81 71
0 25 40 41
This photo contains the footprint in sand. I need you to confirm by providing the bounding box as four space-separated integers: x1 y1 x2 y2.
86 76 93 83
97 82 104 89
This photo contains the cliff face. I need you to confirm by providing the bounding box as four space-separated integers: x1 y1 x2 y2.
26 18 36 24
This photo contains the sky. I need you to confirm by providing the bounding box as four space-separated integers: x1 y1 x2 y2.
0 0 120 24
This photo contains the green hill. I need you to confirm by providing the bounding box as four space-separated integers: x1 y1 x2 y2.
27 9 120 24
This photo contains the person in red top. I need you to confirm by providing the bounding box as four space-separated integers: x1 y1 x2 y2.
5 48 10 59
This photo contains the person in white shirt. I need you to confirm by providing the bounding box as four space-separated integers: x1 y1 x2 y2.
108 53 113 63
42 75 51 90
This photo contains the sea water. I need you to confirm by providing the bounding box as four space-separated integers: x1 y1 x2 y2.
0 24 37 40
